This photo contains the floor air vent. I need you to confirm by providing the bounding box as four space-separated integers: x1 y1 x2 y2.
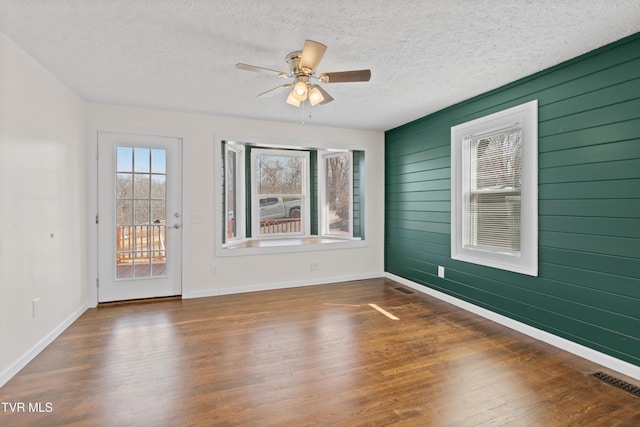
394 287 414 295
591 371 640 398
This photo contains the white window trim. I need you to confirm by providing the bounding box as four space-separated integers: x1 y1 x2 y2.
451 100 538 276
319 150 354 238
250 148 311 238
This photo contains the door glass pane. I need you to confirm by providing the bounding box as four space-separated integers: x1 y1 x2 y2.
116 146 167 279
117 173 133 199
117 147 133 172
151 201 166 224
151 175 166 199
134 148 150 172
134 200 150 227
134 252 152 278
134 174 150 199
151 149 166 174
116 200 132 226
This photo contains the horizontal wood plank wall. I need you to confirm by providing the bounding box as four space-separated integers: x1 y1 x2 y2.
385 32 640 367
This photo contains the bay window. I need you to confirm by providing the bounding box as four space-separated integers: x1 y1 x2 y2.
220 141 364 252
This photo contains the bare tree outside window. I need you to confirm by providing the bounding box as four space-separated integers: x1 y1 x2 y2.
254 152 305 235
325 153 351 236
256 154 302 194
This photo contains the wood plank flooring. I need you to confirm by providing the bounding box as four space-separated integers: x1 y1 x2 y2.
1 278 639 426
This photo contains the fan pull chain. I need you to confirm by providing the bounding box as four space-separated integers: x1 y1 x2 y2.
301 100 307 125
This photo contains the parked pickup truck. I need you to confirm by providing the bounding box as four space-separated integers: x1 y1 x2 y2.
259 197 301 219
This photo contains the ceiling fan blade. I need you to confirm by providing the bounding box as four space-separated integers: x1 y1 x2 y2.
299 40 327 72
319 69 371 83
235 63 289 78
315 85 334 105
257 83 292 98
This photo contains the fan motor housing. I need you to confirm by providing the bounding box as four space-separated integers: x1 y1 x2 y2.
286 51 310 76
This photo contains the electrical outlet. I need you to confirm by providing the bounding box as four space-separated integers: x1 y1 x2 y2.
310 262 320 271
438 266 445 278
210 264 217 274
32 298 41 319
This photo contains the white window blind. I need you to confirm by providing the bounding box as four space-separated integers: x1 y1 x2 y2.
466 127 522 254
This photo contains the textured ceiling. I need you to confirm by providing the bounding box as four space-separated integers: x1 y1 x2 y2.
1 1 639 131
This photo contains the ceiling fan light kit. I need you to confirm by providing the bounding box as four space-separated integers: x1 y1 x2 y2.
236 40 371 109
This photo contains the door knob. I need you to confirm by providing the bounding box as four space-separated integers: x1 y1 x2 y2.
170 224 181 229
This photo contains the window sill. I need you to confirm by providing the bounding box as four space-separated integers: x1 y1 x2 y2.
218 236 366 256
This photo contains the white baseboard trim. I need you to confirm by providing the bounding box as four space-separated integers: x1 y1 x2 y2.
0 304 89 388
183 272 384 299
385 272 640 381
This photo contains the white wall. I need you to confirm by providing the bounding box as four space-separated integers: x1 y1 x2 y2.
0 33 88 385
0 31 384 386
86 104 385 301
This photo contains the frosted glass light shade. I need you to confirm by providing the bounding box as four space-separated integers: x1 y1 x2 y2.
308 86 325 106
286 90 301 107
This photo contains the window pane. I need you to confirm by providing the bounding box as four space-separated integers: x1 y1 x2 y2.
469 193 521 250
116 258 133 279
117 173 133 199
149 221 166 277
255 154 302 194
473 128 522 190
226 149 237 240
467 127 522 252
258 197 302 234
134 200 150 225
134 174 150 199
117 147 133 172
134 252 151 278
325 154 351 236
151 149 166 174
151 175 166 199
116 199 133 226
134 148 150 173
151 200 165 224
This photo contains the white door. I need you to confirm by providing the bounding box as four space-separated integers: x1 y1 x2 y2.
97 131 182 302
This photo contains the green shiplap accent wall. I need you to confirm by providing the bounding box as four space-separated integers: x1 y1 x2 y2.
385 33 640 366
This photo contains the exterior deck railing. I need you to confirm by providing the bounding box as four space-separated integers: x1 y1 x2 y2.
259 218 301 234
116 224 166 262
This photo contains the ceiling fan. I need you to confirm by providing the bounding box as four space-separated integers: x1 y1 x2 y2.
235 40 371 107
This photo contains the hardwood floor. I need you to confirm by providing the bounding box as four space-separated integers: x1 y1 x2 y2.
1 278 638 426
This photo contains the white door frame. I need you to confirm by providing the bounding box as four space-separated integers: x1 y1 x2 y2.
87 127 189 306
